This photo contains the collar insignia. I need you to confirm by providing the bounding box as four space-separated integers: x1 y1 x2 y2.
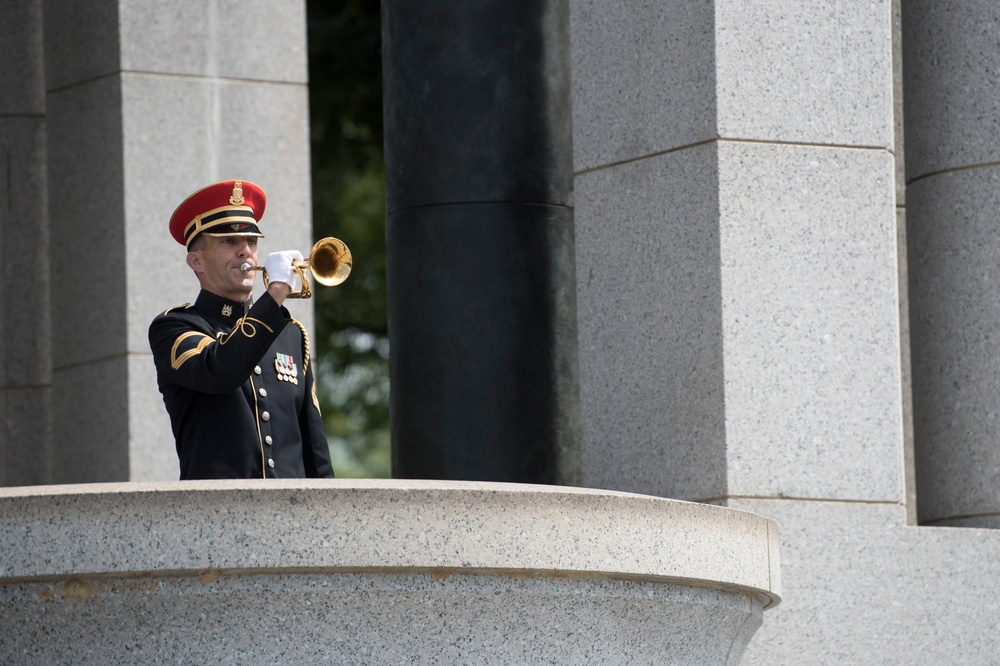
222 304 233 317
229 181 245 206
275 353 299 385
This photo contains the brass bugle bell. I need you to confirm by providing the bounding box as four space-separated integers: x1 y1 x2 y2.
240 236 352 299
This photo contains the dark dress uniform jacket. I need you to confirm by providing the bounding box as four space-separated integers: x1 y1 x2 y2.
149 289 335 480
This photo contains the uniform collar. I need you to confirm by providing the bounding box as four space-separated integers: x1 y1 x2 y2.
194 289 253 321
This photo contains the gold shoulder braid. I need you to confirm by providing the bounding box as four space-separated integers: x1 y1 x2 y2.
292 319 321 413
292 319 310 375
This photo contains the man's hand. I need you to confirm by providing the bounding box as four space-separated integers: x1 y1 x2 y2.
264 251 304 306
264 251 304 290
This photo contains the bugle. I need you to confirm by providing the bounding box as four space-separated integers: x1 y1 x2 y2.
240 237 352 299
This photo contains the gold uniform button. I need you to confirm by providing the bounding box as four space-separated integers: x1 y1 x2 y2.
267 458 275 469
254 365 262 375
265 435 273 445
259 388 267 397
261 411 270 421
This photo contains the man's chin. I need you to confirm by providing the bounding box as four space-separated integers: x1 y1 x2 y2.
231 269 255 287
223 275 255 298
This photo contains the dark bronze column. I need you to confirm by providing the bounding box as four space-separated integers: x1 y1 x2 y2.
382 0 580 484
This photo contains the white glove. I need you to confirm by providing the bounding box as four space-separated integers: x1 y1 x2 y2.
263 250 304 291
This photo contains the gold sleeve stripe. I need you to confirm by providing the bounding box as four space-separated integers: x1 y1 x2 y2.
311 380 322 414
170 331 214 370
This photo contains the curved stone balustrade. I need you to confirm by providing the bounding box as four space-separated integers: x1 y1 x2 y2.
0 480 780 664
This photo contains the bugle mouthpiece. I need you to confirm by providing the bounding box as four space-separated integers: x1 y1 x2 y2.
240 262 254 274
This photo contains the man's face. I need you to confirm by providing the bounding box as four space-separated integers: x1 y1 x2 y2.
187 235 259 301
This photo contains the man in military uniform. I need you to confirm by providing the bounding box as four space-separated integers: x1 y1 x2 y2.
149 180 335 480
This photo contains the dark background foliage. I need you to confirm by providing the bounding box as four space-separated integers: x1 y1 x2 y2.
306 1 389 477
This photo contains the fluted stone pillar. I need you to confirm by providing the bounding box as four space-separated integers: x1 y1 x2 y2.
0 0 52 486
904 2 1000 528
42 0 314 482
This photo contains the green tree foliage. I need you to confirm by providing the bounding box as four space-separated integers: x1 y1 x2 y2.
307 1 389 477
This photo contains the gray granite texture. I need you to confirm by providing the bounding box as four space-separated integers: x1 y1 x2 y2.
1 573 760 666
51 358 129 484
893 0 916 525
0 118 50 387
0 0 45 114
43 0 306 90
907 167 1000 526
0 0 52 485
46 76 127 370
715 0 893 149
0 480 781 599
571 0 892 172
570 0 716 171
717 142 902 503
0 115 52 487
892 0 906 207
576 140 903 504
128 356 178 481
0 387 52 487
42 0 121 91
0 480 780 665
729 498 1000 665
1 1 52 487
902 0 1000 180
575 142 726 501
44 74 130 485
118 0 308 83
897 207 917 525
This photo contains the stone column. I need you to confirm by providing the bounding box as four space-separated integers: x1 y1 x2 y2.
0 0 52 486
572 0 902 506
383 1 580 484
42 0 315 482
904 2 1000 527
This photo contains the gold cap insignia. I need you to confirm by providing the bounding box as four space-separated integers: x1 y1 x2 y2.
229 181 245 206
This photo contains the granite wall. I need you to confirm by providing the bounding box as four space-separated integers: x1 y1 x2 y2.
571 0 1000 662
0 0 52 486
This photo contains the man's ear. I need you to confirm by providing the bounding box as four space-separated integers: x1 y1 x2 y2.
186 251 203 274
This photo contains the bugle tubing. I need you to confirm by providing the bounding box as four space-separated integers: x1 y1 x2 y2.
240 236 352 299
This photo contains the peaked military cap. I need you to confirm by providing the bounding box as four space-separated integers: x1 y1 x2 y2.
169 180 267 248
